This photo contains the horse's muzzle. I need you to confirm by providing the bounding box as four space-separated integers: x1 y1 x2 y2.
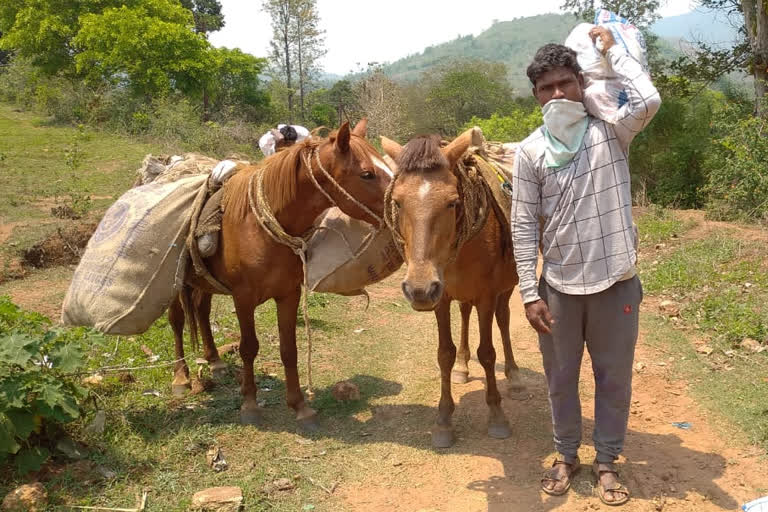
401 279 443 311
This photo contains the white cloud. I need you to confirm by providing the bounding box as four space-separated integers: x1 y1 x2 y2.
209 0 698 75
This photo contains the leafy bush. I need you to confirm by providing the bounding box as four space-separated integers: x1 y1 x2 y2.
703 100 768 223
464 109 543 142
0 296 101 474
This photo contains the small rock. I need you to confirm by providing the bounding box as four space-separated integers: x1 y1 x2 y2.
206 447 228 472
85 410 107 435
695 345 714 356
1 483 47 512
81 374 103 386
142 389 161 397
190 486 243 511
55 437 86 460
218 342 239 355
264 478 294 493
353 328 367 334
191 377 215 396
634 362 646 372
655 243 666 250
331 381 361 401
659 300 680 317
740 337 763 353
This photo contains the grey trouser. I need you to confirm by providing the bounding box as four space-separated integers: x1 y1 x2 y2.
538 275 642 464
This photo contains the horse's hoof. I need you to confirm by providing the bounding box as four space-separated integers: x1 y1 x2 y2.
451 370 469 384
432 425 455 448
488 420 512 440
210 360 229 380
240 406 263 426
171 384 189 397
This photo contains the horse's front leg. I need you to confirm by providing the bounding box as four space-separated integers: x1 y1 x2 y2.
452 302 472 384
495 289 527 398
433 297 457 448
169 294 191 397
477 296 512 439
195 291 228 379
276 287 318 430
234 295 262 425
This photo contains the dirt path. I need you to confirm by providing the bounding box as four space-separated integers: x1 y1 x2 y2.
340 273 765 511
1 217 765 510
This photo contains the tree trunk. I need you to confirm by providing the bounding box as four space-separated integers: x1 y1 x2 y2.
742 0 768 117
285 29 293 123
203 89 210 122
297 16 305 122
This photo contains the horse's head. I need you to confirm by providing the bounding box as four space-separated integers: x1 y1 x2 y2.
382 127 480 311
315 119 392 226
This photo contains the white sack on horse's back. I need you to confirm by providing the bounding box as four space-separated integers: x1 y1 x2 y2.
306 208 403 296
61 174 208 334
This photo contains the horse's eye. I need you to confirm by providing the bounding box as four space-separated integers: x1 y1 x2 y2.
361 171 375 180
447 201 459 209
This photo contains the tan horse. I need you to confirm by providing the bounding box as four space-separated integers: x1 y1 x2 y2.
381 128 522 448
170 120 389 429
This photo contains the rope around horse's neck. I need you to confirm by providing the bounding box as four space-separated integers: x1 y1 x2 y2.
384 153 490 262
247 145 383 400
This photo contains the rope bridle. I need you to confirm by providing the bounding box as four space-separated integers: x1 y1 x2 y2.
247 142 384 399
384 151 490 264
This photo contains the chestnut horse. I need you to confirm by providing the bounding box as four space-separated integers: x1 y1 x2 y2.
170 120 390 429
381 128 522 448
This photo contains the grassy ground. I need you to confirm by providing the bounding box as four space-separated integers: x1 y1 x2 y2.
636 206 768 450
2 105 768 509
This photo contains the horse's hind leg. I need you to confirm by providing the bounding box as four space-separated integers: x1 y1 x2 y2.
452 302 472 384
169 294 191 397
234 295 262 425
433 297 457 448
195 291 228 379
477 296 511 440
276 288 317 430
496 289 527 399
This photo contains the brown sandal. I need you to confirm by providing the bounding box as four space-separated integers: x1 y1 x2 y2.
541 456 580 496
593 461 630 506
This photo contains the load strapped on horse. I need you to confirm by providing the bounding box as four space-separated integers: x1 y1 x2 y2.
61 148 400 335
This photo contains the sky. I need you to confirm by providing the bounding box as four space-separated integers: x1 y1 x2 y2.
209 0 699 76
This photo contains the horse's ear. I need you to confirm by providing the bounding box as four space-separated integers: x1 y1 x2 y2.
352 118 368 138
335 121 351 153
442 126 483 166
380 136 403 161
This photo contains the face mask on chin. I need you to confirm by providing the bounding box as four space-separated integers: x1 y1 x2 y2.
541 99 588 169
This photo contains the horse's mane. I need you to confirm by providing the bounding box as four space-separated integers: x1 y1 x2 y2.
222 130 377 220
396 135 448 172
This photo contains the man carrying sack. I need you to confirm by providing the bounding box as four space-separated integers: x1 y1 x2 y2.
510 27 661 505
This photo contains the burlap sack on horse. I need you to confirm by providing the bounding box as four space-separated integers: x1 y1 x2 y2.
305 207 403 296
61 174 207 334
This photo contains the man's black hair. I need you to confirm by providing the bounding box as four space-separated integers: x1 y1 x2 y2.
526 44 582 87
279 125 298 142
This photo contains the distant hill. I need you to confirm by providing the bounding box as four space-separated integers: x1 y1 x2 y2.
370 10 740 94
651 9 741 47
382 13 578 93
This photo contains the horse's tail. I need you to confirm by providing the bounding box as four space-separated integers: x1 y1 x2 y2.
179 285 199 353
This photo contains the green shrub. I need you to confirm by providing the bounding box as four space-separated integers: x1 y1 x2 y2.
0 296 102 474
703 101 768 223
463 109 542 142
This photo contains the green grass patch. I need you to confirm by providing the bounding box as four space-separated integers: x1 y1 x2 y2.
636 207 768 452
636 204 694 246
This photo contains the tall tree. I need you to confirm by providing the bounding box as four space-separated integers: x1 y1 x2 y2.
686 0 768 117
180 0 224 36
355 70 412 141
329 79 356 125
264 0 326 123
293 0 325 121
265 0 295 122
